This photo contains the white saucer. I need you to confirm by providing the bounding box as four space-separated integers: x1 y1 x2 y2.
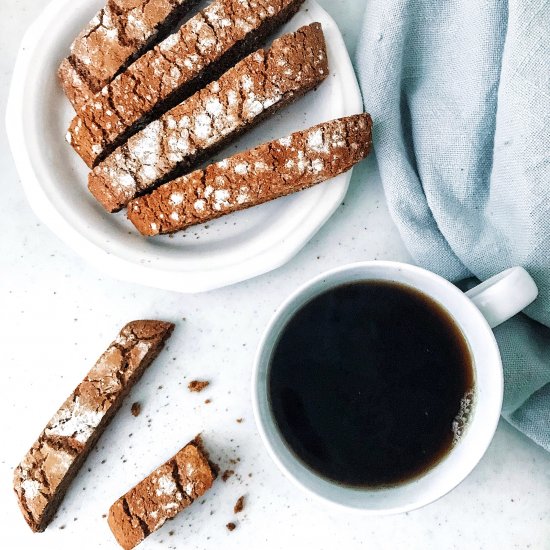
6 0 363 293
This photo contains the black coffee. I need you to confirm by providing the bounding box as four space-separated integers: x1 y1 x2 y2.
268 280 474 487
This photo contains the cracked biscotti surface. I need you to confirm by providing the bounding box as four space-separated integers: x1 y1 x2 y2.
67 0 305 167
13 320 174 532
59 0 200 111
127 114 373 235
108 436 216 550
88 23 328 212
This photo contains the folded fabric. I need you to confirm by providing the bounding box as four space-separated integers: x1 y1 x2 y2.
355 0 550 450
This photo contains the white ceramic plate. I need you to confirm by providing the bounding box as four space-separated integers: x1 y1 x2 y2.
6 0 363 293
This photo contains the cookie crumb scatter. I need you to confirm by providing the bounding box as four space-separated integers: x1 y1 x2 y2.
222 470 234 482
234 496 245 514
226 522 236 532
205 398 212 404
131 402 141 417
236 418 243 423
188 380 210 392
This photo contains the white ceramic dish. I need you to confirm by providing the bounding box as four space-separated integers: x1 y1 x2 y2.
6 0 363 293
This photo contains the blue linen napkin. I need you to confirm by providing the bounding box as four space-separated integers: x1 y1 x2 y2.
354 0 550 450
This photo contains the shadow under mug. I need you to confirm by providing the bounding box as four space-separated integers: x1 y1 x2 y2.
252 261 538 514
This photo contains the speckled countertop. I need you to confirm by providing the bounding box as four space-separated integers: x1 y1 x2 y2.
1 1 549 549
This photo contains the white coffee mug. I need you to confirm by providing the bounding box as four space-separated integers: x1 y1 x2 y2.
252 261 538 514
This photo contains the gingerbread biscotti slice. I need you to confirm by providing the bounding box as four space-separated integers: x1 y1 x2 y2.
59 0 201 111
108 436 217 550
89 23 328 213
13 320 174 533
128 114 373 235
68 0 305 167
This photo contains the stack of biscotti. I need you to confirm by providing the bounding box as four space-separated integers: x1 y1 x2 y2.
60 0 372 235
127 114 373 235
58 0 201 111
65 0 307 167
87 23 328 212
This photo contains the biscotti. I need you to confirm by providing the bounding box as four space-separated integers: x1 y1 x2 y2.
68 0 305 167
58 0 200 111
89 23 328 212
108 436 216 549
13 320 174 532
128 114 373 235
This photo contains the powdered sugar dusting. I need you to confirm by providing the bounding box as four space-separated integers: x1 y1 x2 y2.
46 397 105 444
129 120 161 166
155 474 177 497
21 479 41 500
234 162 248 175
307 129 329 153
213 189 230 211
194 113 212 140
160 32 180 52
278 136 292 146
170 192 184 205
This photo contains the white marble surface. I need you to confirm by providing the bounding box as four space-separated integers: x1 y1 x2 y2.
1 1 549 549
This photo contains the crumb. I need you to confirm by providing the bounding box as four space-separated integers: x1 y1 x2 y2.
234 496 245 514
169 530 175 536
236 418 243 423
59 525 66 530
226 522 236 532
188 380 210 392
102 514 107 518
222 470 235 482
131 402 141 416
205 398 212 404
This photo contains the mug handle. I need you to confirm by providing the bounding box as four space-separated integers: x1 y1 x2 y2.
465 267 538 328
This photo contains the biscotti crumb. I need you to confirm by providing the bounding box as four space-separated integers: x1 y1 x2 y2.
188 380 209 393
108 436 217 549
130 402 141 417
205 399 212 404
226 522 236 531
222 470 234 482
127 114 373 236
13 321 174 532
234 496 245 514
236 418 243 423
69 0 306 168
88 22 328 211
